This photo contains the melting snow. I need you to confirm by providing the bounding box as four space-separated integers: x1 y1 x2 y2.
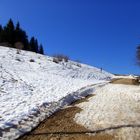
74 84 140 139
0 46 112 139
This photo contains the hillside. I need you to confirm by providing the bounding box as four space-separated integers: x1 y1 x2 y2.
0 46 112 139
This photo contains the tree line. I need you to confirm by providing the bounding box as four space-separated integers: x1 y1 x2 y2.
0 19 44 54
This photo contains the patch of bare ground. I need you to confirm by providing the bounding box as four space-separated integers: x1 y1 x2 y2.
19 95 114 140
111 78 140 85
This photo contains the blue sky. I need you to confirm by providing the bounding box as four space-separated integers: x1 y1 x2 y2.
0 0 140 74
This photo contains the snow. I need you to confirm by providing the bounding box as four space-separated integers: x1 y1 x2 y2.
74 83 140 139
0 46 112 139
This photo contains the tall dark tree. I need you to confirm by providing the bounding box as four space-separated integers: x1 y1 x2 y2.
136 45 140 66
29 37 39 53
0 25 2 32
14 22 29 50
4 19 15 45
39 44 44 54
0 19 45 54
29 37 35 52
14 22 21 44
0 25 3 42
34 39 39 53
16 22 20 30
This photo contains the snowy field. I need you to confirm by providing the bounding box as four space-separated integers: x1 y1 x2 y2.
0 46 112 139
74 83 140 140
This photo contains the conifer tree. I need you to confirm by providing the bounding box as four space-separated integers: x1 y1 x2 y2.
29 37 35 52
14 22 21 44
4 19 15 45
0 25 3 42
0 25 2 32
14 22 29 50
34 39 39 53
0 19 44 54
39 44 44 54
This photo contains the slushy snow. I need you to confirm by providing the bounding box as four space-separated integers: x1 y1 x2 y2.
74 83 140 139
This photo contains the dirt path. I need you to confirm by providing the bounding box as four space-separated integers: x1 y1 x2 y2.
111 78 139 85
19 94 114 140
19 78 139 140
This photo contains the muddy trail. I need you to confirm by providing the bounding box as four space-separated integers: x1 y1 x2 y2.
19 94 114 140
111 78 139 85
19 78 139 140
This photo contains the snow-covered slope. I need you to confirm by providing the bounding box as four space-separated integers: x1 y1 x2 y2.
0 46 112 139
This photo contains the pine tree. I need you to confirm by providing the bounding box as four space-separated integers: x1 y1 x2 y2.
34 39 39 53
0 25 9 45
14 22 29 50
30 37 36 52
14 22 22 44
16 22 20 30
0 19 45 54
0 25 3 42
0 25 2 32
4 19 15 45
39 44 44 54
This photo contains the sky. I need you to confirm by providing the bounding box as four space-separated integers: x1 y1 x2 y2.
0 0 140 74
